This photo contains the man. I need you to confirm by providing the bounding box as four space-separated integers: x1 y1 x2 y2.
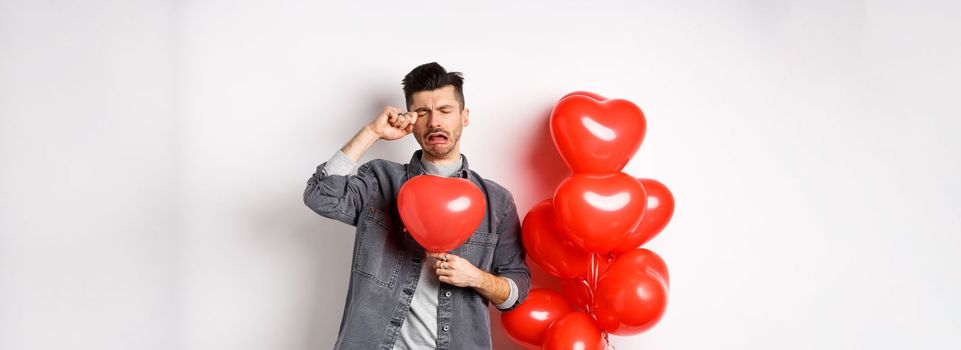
304 62 530 349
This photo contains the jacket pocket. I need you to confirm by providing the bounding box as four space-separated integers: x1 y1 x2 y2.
353 206 404 288
464 231 498 272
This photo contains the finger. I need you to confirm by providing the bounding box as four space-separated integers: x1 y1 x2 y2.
398 114 412 129
386 107 399 123
393 114 407 128
439 275 452 284
436 268 453 276
407 112 418 127
389 113 404 127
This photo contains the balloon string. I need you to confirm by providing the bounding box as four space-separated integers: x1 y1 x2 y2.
581 278 593 313
604 332 614 349
591 253 601 294
588 253 599 313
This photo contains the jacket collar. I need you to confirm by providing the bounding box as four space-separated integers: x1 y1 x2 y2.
406 149 472 180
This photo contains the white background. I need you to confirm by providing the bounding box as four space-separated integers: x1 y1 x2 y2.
2 0 959 349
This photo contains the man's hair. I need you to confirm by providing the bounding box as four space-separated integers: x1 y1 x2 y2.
402 62 465 110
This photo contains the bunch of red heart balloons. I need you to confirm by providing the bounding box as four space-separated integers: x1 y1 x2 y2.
502 92 675 349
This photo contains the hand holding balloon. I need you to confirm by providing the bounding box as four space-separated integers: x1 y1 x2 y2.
426 252 484 288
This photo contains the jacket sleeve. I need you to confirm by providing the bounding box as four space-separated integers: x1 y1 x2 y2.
303 161 378 227
491 196 531 311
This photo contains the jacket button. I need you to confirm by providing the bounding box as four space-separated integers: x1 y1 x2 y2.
444 291 451 297
403 288 413 295
442 325 449 332
391 319 402 327
412 257 421 263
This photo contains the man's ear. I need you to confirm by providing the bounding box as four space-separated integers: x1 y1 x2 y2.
462 108 470 127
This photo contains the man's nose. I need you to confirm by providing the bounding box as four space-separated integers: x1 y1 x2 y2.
426 113 443 128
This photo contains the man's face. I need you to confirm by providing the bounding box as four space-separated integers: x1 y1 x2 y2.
409 85 469 160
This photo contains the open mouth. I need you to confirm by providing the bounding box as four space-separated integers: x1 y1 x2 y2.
426 132 449 145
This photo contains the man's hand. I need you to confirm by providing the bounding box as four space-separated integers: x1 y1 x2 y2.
427 251 483 287
368 105 417 141
426 251 511 306
338 106 417 163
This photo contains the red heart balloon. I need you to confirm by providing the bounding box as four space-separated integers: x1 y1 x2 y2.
561 90 607 101
593 256 669 336
397 175 486 252
522 199 592 279
542 312 606 350
612 178 675 254
553 173 647 254
605 248 669 286
550 94 646 173
501 288 573 348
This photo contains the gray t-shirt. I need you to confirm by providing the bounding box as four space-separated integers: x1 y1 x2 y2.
393 156 461 349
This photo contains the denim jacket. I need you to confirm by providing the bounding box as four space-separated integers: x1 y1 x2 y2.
303 150 531 349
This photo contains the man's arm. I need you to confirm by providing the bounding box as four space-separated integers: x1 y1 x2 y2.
303 106 417 225
339 106 417 163
487 197 530 310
